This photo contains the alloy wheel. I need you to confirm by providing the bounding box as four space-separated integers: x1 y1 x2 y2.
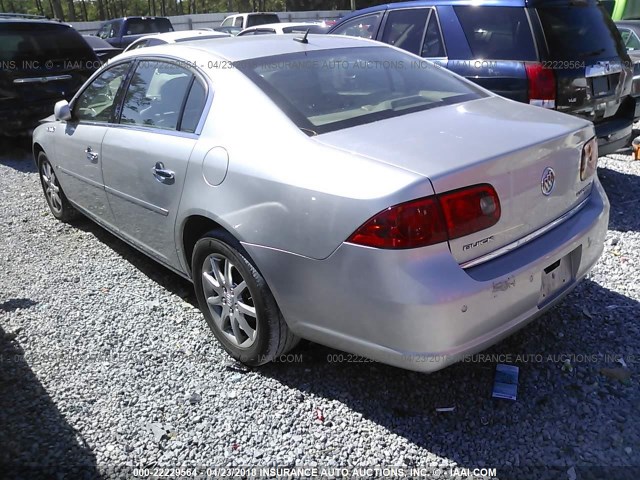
40 160 63 215
201 253 258 348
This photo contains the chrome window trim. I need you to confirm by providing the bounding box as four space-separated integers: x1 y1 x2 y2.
461 194 591 269
107 122 200 139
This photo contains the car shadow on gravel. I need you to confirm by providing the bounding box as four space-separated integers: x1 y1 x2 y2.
0 138 34 170
70 217 196 303
598 165 640 233
0 324 99 478
260 279 639 474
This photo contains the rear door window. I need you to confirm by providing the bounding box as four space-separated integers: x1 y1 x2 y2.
331 12 383 39
537 5 624 60
381 8 430 55
120 60 193 131
454 6 537 61
422 11 446 57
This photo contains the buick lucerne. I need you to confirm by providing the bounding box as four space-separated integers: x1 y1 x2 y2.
33 35 609 372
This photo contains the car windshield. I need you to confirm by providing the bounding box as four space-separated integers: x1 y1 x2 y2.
537 5 624 60
236 46 485 134
0 23 95 64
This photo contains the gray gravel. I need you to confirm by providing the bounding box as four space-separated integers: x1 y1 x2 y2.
1 138 639 480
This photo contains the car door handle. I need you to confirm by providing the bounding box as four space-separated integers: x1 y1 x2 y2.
152 162 175 185
85 146 99 162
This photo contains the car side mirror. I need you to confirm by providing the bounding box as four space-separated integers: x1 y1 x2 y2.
54 100 72 121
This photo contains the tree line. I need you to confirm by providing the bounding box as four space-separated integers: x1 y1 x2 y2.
0 0 375 21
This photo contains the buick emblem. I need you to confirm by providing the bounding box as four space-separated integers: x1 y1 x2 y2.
541 167 555 196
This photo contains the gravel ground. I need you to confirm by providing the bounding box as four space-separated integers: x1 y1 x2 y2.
0 138 639 480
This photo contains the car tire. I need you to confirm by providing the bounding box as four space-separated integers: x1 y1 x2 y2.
192 230 299 366
37 151 80 223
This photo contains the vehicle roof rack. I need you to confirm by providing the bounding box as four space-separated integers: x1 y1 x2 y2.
0 12 57 21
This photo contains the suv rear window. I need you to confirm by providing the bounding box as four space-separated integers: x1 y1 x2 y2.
537 5 624 60
454 6 537 61
246 14 280 28
125 18 173 35
0 23 95 64
236 46 485 134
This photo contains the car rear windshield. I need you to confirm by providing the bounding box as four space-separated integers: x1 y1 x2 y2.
454 6 537 61
124 18 173 35
246 14 280 27
0 23 95 65
537 5 624 60
235 46 486 134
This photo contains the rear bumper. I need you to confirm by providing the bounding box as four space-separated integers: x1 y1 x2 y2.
594 115 633 155
244 178 610 373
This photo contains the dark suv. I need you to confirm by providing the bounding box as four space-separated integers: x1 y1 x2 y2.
0 14 99 135
96 16 174 49
329 0 635 155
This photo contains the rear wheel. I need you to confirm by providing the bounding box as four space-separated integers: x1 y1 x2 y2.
192 230 299 366
37 151 79 222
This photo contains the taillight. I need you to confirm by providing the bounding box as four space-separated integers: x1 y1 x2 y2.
347 184 501 249
580 137 598 181
525 62 556 109
439 184 501 239
347 196 448 249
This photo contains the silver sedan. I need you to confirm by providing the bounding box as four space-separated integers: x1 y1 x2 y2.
33 35 609 372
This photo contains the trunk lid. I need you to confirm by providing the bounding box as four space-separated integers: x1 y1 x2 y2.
315 96 595 264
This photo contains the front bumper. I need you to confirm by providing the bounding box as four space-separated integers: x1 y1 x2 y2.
244 178 609 373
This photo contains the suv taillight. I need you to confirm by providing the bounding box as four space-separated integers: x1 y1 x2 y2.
525 63 556 109
347 184 501 249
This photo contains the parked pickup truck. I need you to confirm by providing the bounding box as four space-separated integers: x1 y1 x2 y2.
96 16 174 49
219 12 280 29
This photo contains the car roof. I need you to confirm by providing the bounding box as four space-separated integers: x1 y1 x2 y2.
135 30 230 42
0 16 68 25
241 22 320 32
118 34 381 63
335 0 599 19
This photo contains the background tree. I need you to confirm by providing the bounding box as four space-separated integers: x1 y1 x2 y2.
0 0 371 20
